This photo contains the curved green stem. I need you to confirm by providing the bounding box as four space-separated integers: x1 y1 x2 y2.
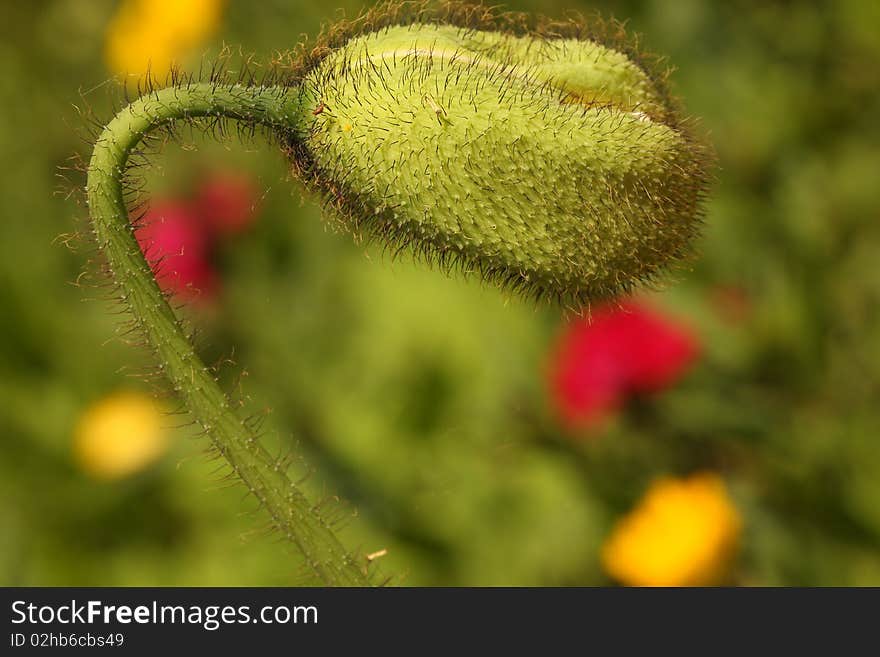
86 82 371 586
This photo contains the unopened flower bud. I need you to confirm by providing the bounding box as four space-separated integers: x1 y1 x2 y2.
290 15 712 303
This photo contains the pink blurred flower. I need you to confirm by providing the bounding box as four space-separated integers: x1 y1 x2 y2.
194 171 259 236
135 200 218 300
548 300 700 431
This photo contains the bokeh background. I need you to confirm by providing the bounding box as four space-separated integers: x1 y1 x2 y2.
2 0 879 586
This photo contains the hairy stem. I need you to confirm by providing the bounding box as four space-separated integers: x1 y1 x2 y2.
86 82 371 586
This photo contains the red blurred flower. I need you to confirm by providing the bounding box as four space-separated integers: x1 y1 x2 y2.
194 171 259 236
135 200 218 300
548 300 699 431
133 171 260 303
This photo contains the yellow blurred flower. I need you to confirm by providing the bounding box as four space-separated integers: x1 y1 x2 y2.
601 472 742 586
105 0 224 81
73 391 170 480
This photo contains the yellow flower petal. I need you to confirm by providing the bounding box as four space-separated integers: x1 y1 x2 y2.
73 391 169 480
104 0 224 80
601 472 742 586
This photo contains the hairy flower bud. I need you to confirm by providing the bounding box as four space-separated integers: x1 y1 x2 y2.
289 11 712 304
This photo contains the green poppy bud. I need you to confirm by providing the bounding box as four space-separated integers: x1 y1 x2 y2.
289 15 712 304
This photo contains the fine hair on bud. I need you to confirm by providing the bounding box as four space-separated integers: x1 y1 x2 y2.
284 1 714 306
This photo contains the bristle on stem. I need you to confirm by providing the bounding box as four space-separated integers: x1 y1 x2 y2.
86 82 371 586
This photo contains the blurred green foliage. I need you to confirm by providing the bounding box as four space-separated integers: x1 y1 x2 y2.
1 0 879 585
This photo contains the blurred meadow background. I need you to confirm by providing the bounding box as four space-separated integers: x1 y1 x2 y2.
1 0 879 586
